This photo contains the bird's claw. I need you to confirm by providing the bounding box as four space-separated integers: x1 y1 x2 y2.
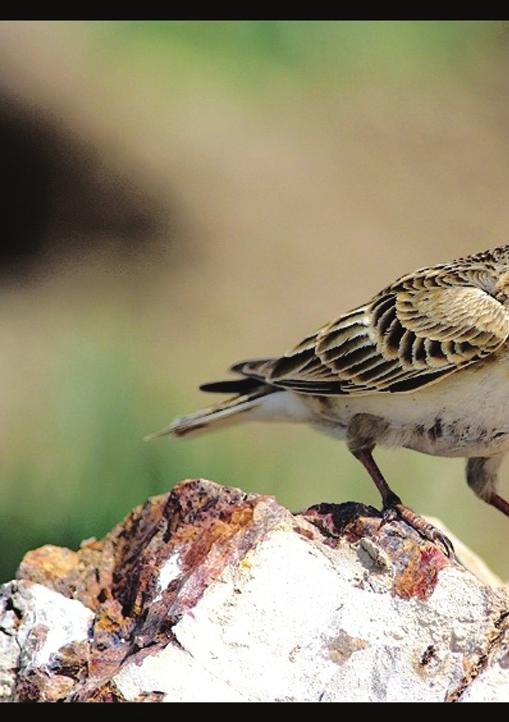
381 502 456 559
422 523 456 559
381 505 399 525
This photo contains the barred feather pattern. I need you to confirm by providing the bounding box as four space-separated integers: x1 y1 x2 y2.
242 245 509 396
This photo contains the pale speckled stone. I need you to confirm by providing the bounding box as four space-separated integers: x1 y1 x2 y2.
165 530 508 702
0 580 93 700
114 644 246 702
13 583 93 667
458 627 509 702
1 499 509 702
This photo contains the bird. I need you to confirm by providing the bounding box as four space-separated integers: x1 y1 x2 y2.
147 244 509 555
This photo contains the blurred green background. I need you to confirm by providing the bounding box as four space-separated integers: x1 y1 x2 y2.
2 21 509 582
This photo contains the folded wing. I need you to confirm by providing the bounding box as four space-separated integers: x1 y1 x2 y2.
244 273 509 396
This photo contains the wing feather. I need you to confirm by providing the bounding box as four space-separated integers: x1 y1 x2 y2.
261 269 509 395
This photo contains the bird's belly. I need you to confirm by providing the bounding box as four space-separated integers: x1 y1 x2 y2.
401 420 509 458
305 357 509 458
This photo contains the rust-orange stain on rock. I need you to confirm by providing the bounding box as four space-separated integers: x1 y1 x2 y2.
17 545 80 590
392 545 448 601
180 507 254 570
302 500 450 602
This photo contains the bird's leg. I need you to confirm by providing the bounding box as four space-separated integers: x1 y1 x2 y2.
352 448 401 508
346 415 454 555
466 456 509 517
346 414 397 505
490 494 509 516
352 447 455 557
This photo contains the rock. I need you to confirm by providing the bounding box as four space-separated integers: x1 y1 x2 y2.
424 516 505 589
1 479 508 702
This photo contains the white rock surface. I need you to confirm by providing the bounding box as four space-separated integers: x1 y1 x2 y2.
112 529 509 702
114 644 246 702
0 581 93 701
458 624 509 702
1 481 508 702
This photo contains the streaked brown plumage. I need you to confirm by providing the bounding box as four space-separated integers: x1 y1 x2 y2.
148 245 509 555
236 245 509 395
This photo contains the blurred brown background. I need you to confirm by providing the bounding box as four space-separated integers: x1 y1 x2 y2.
2 20 509 581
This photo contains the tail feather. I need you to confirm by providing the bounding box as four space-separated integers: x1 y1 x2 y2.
144 386 274 441
199 377 262 394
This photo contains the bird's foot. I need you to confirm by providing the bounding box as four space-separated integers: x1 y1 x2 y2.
381 500 455 559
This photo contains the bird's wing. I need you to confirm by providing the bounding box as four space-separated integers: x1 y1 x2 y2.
245 274 509 395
